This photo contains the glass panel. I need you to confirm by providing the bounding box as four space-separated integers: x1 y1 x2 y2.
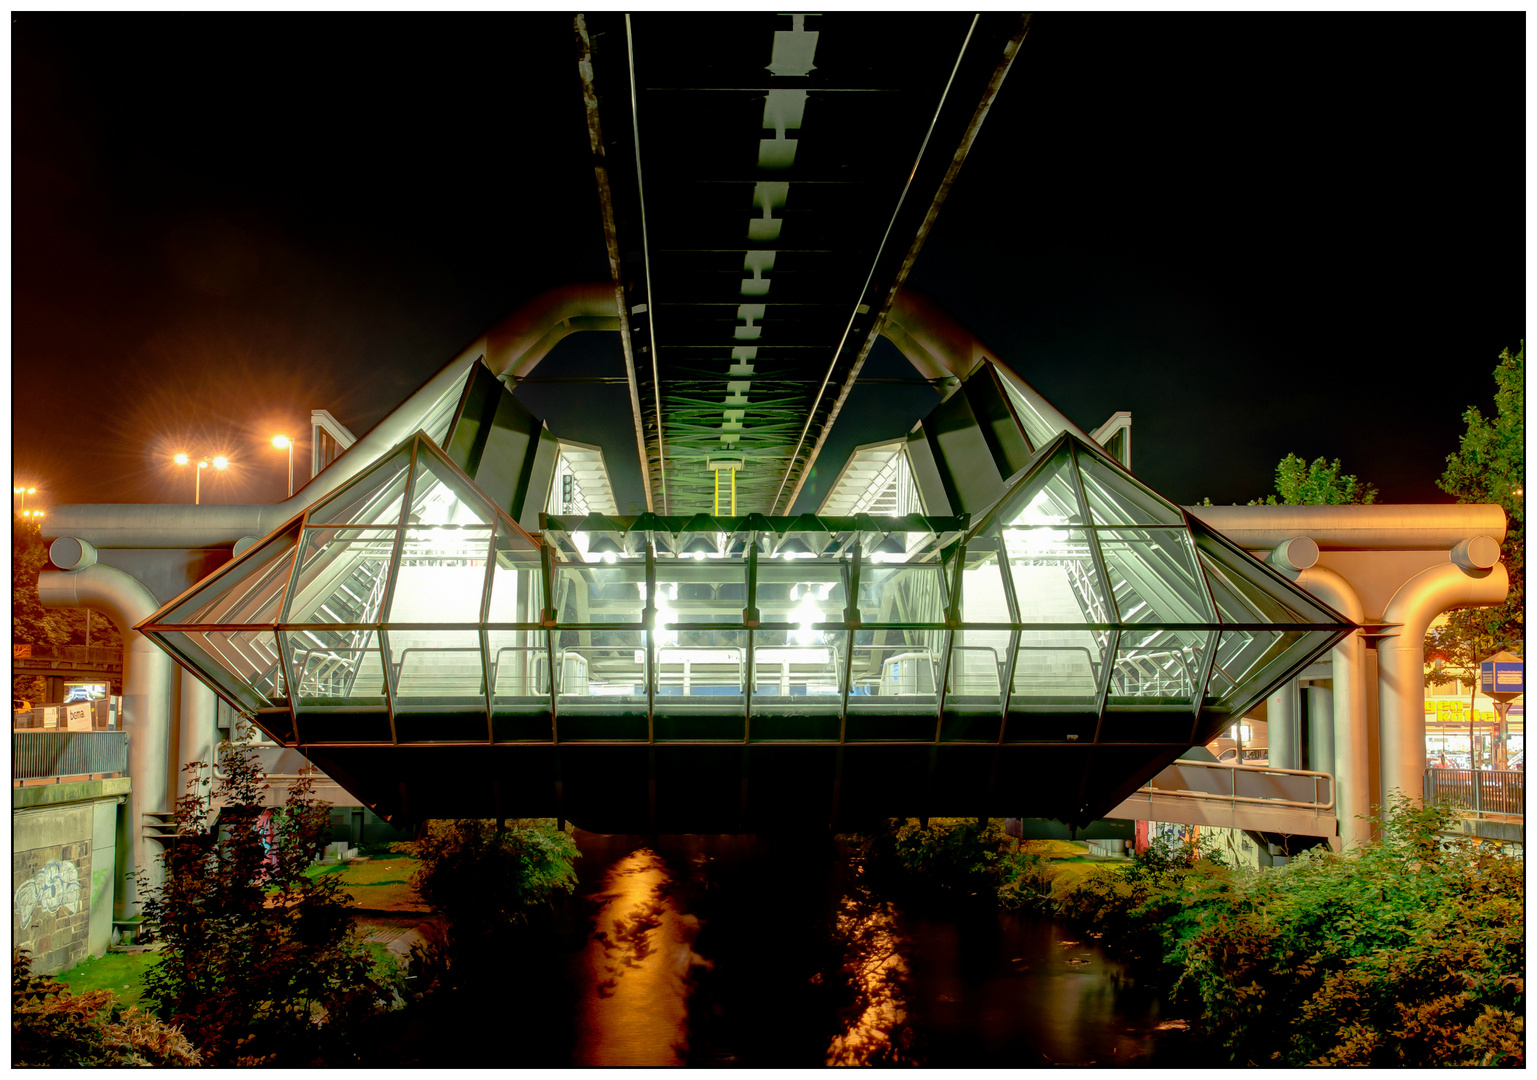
420 381 464 449
656 632 747 700
1076 447 1184 526
387 526 493 623
1208 628 1327 710
850 626 945 704
487 524 545 625
161 525 300 625
554 629 645 702
307 444 412 527
1107 628 1209 705
997 445 1085 527
388 629 485 707
956 546 1010 623
998 374 1061 451
406 447 496 527
1194 533 1336 625
552 560 648 624
753 559 849 630
489 628 549 701
948 629 1009 707
1002 527 1111 624
751 630 847 703
286 628 387 705
154 630 262 712
196 629 287 704
1095 528 1213 624
857 562 946 625
653 559 749 630
1011 628 1109 706
286 529 397 624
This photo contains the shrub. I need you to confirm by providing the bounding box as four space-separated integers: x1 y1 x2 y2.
12 949 200 1066
139 723 386 1066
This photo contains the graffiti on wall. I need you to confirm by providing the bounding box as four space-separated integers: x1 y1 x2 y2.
15 860 83 930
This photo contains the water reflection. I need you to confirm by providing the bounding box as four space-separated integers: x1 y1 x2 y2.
570 847 706 1066
826 894 913 1065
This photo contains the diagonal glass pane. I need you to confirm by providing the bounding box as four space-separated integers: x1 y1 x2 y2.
1208 628 1337 715
159 523 301 626
307 443 413 527
1095 528 1214 624
387 527 493 623
998 374 1063 451
197 629 287 704
1193 528 1348 626
997 444 1086 527
1107 628 1209 705
286 529 397 624
1002 527 1112 624
407 445 496 527
152 630 266 712
1075 445 1184 526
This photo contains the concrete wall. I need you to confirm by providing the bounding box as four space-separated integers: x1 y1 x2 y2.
13 779 127 974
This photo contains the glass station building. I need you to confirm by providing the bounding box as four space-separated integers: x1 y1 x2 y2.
138 366 1353 830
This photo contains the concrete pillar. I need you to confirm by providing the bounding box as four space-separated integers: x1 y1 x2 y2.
1267 681 1299 771
1379 559 1507 811
1305 684 1334 776
179 673 218 786
1289 567 1369 851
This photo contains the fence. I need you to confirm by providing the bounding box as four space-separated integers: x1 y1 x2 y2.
13 698 117 730
13 730 129 782
13 644 122 666
1425 768 1525 818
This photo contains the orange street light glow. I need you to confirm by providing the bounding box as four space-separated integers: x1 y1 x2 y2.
272 435 291 448
174 452 190 465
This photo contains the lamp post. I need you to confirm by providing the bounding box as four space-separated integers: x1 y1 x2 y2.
272 435 294 497
13 485 36 517
174 453 230 504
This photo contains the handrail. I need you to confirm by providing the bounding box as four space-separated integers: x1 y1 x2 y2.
1132 756 1336 813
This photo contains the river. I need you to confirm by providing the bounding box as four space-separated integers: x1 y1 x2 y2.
556 830 1178 1067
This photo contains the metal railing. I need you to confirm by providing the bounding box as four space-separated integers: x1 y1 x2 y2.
1133 757 1335 814
1425 768 1525 818
13 730 128 781
13 644 122 667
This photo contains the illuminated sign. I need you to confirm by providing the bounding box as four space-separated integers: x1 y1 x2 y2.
1480 659 1523 698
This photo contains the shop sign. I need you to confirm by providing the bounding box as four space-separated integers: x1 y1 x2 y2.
1480 657 1523 700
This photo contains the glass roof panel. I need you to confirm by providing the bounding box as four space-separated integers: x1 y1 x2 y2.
997 444 1085 527
286 528 397 624
1207 628 1334 716
307 443 413 527
997 373 1061 451
1193 527 1348 626
161 524 300 626
407 446 496 527
1002 527 1112 624
196 629 287 705
152 630 265 712
387 526 493 623
1095 528 1214 624
1075 445 1184 526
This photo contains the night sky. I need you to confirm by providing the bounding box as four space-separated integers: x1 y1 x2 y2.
12 13 1526 520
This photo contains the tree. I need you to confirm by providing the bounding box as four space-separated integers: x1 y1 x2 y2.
1259 453 1379 506
1429 343 1524 661
1199 453 1378 508
140 723 385 1066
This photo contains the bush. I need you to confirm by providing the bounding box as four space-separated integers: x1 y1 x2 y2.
12 949 200 1066
888 817 1015 898
1057 800 1525 1066
139 723 387 1066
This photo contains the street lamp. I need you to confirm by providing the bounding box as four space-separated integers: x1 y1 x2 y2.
13 485 37 516
174 453 230 504
271 435 294 497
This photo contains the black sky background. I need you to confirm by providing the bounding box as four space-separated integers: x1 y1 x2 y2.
11 13 1526 519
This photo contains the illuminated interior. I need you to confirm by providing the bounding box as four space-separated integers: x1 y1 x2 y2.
138 429 1352 746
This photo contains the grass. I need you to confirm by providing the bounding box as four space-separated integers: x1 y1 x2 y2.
53 951 161 1010
303 855 418 888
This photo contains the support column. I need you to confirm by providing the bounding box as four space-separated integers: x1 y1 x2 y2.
179 673 218 789
1305 684 1334 777
1289 567 1369 851
1267 680 1299 771
1379 557 1508 811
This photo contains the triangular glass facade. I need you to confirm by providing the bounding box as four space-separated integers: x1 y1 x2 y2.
139 427 1351 753
965 432 1353 729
